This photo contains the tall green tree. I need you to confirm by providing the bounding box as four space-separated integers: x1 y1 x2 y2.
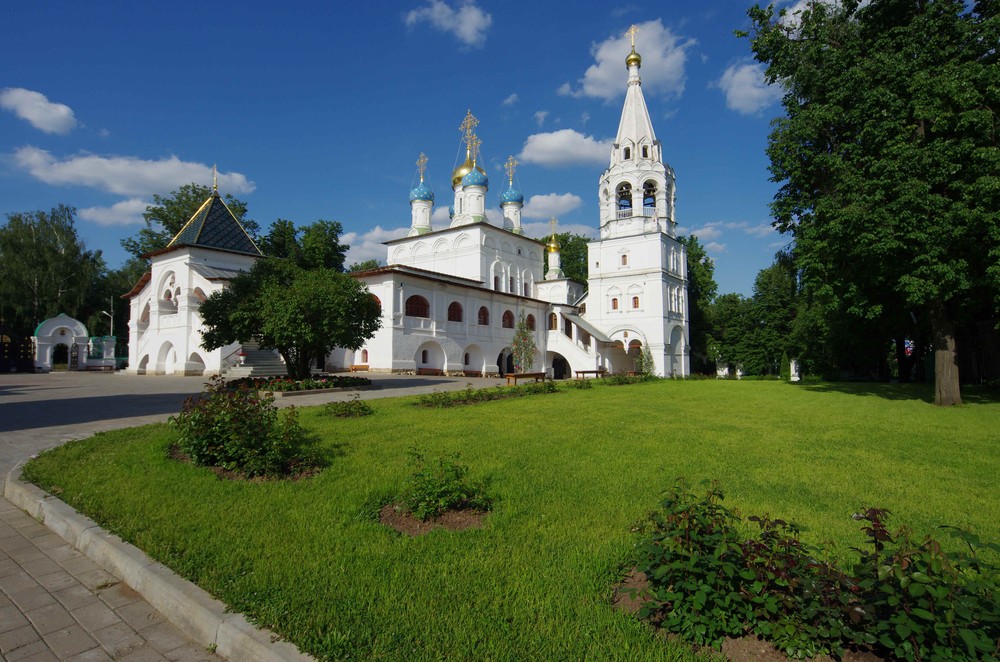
678 235 718 373
742 0 1000 405
121 183 255 259
199 259 380 379
348 258 382 272
0 206 105 335
259 219 350 272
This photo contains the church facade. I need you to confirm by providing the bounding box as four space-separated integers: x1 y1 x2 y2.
332 37 689 378
124 35 689 378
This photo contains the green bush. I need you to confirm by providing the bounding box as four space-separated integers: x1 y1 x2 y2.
569 378 593 389
170 375 315 478
602 373 658 386
324 394 373 418
416 381 557 408
400 448 491 521
633 481 1000 660
228 375 370 391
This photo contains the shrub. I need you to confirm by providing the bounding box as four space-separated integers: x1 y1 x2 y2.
633 481 1000 660
603 373 657 386
228 374 370 392
400 448 491 521
416 381 557 408
324 394 373 418
852 508 1000 661
569 378 593 389
171 375 315 478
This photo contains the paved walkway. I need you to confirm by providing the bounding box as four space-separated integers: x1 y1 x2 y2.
0 371 501 660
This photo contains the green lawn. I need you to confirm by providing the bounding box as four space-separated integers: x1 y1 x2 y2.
23 380 1000 661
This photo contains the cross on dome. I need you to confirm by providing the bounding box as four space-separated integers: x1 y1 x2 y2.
416 152 428 181
504 155 518 184
627 24 639 48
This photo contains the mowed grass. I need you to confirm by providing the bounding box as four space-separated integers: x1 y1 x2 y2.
24 380 1000 661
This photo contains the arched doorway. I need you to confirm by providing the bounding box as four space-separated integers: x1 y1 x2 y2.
496 348 514 376
550 353 570 380
52 343 69 370
414 341 445 372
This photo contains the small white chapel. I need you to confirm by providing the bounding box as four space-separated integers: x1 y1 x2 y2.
124 30 689 378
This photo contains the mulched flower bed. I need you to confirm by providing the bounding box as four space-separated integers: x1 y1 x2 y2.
379 503 487 536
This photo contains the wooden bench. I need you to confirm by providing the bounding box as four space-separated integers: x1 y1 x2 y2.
505 372 546 385
416 367 444 376
349 364 369 372
574 369 607 379
463 370 483 378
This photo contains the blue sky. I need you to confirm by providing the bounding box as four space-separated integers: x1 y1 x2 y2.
1 1 796 296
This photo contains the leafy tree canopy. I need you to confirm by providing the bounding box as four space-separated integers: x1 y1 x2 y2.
120 183 256 259
742 0 1000 404
259 219 350 272
0 205 105 335
540 232 591 285
348 258 382 272
199 259 381 379
678 235 718 373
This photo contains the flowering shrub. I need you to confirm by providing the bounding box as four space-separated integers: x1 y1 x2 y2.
401 448 492 521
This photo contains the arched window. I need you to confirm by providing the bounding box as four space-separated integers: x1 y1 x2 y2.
421 350 428 363
623 146 631 160
611 297 619 311
508 276 514 292
478 306 490 325
464 352 470 365
643 181 656 209
523 283 530 297
641 145 649 159
371 294 382 314
526 314 536 331
361 349 369 362
405 295 429 318
502 310 515 328
493 276 500 291
632 296 640 309
621 254 628 266
548 313 558 330
447 301 463 322
616 182 632 210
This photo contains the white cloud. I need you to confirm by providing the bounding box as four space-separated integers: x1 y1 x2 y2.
502 93 518 106
0 88 77 134
559 20 696 101
743 222 776 238
404 0 492 47
580 111 591 126
521 193 583 220
519 129 612 167
431 206 452 223
78 198 149 227
533 110 549 127
690 223 724 241
705 241 726 253
342 225 411 265
13 147 255 197
717 61 783 115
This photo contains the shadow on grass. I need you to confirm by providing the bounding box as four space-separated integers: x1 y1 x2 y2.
798 381 1000 405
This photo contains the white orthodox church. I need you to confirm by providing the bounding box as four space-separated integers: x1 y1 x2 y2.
124 34 689 378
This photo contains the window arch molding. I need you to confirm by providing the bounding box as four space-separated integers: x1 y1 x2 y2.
405 295 430 318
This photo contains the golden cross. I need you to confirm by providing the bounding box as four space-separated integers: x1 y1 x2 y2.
549 217 558 235
212 164 218 192
504 155 518 184
626 24 639 49
459 109 479 145
469 135 482 165
416 152 428 180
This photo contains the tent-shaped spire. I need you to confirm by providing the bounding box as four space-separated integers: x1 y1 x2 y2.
614 26 657 149
166 190 262 256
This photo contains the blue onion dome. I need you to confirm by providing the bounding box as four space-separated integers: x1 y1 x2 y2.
408 181 434 202
461 168 488 188
500 186 523 205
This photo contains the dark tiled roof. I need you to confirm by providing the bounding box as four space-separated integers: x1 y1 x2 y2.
167 194 262 256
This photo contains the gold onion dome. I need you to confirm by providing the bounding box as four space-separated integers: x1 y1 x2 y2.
626 47 641 68
451 152 485 187
547 234 561 253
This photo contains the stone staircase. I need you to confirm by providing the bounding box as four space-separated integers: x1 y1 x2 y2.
222 341 288 378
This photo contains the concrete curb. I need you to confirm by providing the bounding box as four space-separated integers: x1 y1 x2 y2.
4 464 313 662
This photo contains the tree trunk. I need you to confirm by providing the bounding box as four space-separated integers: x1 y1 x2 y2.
928 301 962 406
